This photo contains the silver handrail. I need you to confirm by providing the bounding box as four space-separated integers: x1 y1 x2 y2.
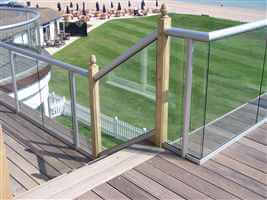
93 31 158 81
165 28 209 42
0 7 40 31
165 19 267 42
209 19 267 41
0 41 88 76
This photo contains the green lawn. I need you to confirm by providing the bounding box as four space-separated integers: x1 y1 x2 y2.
50 14 267 146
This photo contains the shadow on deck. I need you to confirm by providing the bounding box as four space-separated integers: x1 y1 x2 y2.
0 95 92 196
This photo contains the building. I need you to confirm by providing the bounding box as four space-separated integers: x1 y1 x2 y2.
36 7 62 47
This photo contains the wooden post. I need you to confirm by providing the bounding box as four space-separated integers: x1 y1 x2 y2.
0 124 12 200
153 4 171 147
88 55 102 158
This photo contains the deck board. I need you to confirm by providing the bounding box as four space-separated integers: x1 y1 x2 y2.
6 144 49 184
93 183 131 200
4 133 61 178
221 142 267 173
2 118 72 174
238 137 266 153
147 156 238 200
204 160 266 197
212 154 266 185
3 105 87 169
10 176 26 196
122 169 184 200
245 127 267 145
135 162 211 200
7 159 39 190
108 176 158 200
75 191 103 200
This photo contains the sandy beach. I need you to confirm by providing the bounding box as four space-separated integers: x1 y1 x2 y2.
16 0 266 22
165 0 266 22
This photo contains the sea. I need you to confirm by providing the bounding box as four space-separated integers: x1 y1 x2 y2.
176 0 267 11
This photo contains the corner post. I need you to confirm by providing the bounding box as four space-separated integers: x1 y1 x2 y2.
69 71 80 149
181 39 194 157
0 125 12 200
153 4 171 147
88 55 102 158
9 51 20 113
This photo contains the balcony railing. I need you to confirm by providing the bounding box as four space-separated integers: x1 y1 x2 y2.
0 5 266 163
0 7 41 51
162 6 267 163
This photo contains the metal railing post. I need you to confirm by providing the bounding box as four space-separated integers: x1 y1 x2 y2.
141 47 148 91
153 4 171 147
69 71 80 149
114 116 119 138
26 12 33 48
88 55 102 158
9 51 20 113
181 39 194 157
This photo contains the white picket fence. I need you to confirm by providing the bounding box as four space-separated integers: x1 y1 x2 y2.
48 92 66 118
63 101 147 141
48 93 148 141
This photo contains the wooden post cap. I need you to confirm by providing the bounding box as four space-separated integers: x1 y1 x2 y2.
160 4 168 17
89 55 97 65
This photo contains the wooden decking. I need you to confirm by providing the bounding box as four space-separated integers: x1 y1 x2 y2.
0 101 92 196
16 124 266 199
77 124 266 200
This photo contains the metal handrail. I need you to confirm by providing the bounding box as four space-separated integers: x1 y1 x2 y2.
93 31 158 81
209 19 267 41
0 7 40 31
0 42 88 76
165 19 267 42
165 28 209 42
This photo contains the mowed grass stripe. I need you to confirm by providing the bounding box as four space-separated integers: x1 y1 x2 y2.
105 22 154 40
112 16 158 30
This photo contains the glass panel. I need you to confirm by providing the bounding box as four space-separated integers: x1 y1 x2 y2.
166 39 210 159
10 54 47 127
167 38 185 147
75 75 92 152
256 39 267 122
46 64 75 146
187 40 210 159
47 66 93 154
99 42 156 150
202 28 267 158
0 47 12 97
